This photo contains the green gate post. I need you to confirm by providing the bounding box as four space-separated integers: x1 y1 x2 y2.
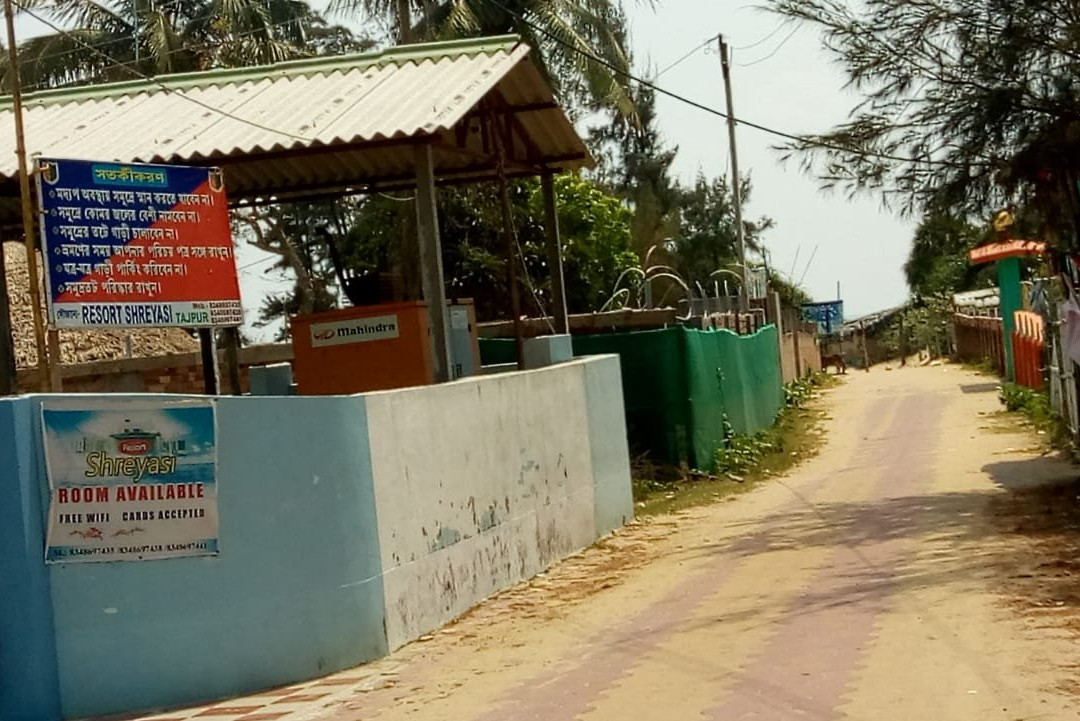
998 256 1022 382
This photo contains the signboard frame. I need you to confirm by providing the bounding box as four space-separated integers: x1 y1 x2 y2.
42 398 220 564
801 300 845 336
35 157 243 330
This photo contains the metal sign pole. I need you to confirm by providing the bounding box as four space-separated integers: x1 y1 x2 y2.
3 0 52 390
199 328 220 395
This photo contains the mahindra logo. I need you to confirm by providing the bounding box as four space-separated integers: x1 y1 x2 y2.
118 439 152 455
313 328 336 340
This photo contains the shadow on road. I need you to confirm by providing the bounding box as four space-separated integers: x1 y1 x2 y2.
662 452 1080 627
959 382 1000 394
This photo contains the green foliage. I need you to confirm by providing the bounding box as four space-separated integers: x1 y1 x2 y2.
589 82 681 257
879 296 955 359
769 271 812 309
999 382 1037 413
233 200 356 339
589 67 805 309
784 371 829 408
905 213 991 300
334 0 637 119
715 418 772 477
332 173 638 321
771 0 1080 229
716 372 829 476
12 0 363 90
998 382 1072 449
670 174 773 292
537 175 639 313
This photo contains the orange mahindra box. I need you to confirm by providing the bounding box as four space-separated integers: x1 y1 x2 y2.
289 301 434 395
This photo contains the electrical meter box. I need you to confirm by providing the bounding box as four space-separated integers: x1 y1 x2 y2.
290 299 481 395
290 301 435 395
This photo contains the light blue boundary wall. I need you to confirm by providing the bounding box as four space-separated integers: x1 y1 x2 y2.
0 356 634 721
1 394 388 720
0 397 62 721
582 355 634 536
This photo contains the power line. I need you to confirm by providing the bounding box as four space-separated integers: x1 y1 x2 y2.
237 253 279 272
733 21 788 51
798 244 818 286
486 0 984 169
735 25 800 67
18 15 319 92
652 34 716 80
13 2 315 142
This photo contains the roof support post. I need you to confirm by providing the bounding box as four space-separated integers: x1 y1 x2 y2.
541 171 569 335
199 328 219 395
414 143 452 383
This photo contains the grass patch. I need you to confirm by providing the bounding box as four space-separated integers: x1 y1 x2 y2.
963 359 1000 377
997 382 1073 452
631 373 836 517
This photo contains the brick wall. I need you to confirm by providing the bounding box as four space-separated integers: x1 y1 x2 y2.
17 344 292 395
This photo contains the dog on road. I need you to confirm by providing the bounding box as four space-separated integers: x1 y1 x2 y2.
821 353 847 374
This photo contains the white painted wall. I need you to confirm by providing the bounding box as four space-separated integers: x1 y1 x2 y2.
365 357 624 650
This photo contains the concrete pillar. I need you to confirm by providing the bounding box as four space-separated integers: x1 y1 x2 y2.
768 291 786 383
541 172 569 334
415 144 452 382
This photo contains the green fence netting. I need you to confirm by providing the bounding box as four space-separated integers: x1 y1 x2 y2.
479 326 784 470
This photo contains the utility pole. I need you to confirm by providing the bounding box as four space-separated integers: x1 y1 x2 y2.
718 35 748 310
4 0 51 391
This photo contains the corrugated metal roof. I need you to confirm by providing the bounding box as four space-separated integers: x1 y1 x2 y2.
0 35 590 220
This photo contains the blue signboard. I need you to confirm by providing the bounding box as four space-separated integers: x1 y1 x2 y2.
801 301 844 335
35 157 242 329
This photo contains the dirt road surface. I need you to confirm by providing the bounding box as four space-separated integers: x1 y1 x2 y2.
134 365 1080 721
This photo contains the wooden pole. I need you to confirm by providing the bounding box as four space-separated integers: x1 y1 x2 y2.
414 143 452 382
47 329 62 389
489 110 524 370
861 321 870 372
899 313 907 366
718 35 748 311
4 0 51 391
791 310 803 378
541 171 569 335
199 328 219 395
222 326 242 395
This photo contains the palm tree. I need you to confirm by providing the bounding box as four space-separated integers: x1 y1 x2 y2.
329 0 638 120
8 0 359 91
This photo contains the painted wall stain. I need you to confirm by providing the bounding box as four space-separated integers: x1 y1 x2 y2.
479 504 498 532
429 525 461 553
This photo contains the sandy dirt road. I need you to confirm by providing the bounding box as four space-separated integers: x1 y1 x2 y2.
134 365 1080 721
